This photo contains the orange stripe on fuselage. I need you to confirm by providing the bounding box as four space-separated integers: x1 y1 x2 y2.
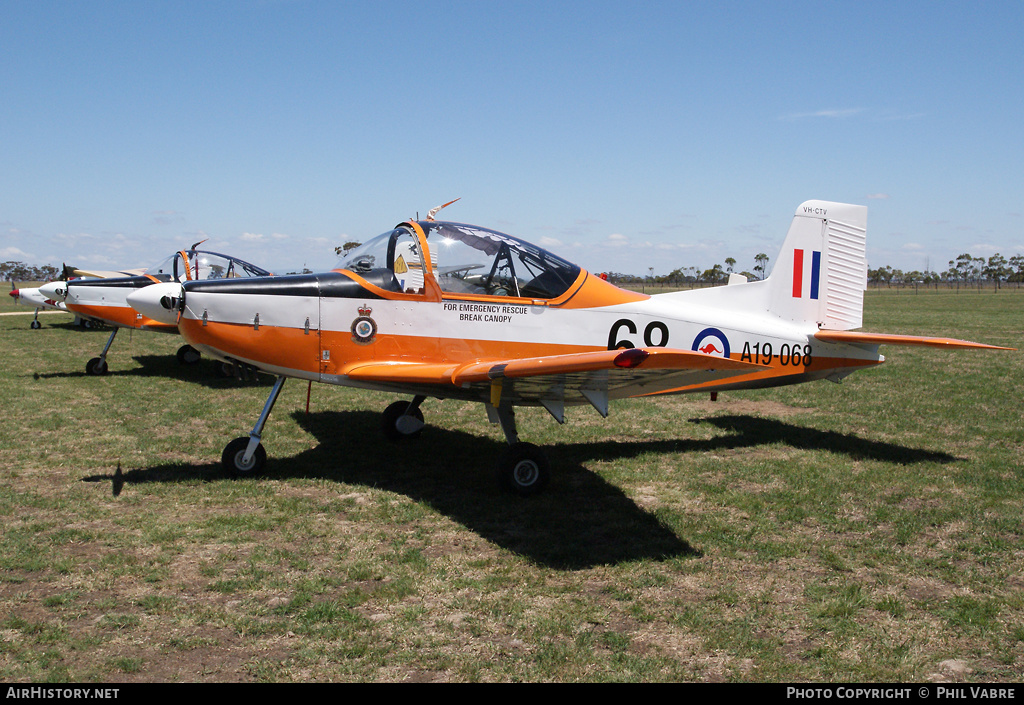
320 328 604 377
182 319 321 374
65 302 175 331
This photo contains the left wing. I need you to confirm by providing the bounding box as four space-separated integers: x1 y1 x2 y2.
340 348 764 416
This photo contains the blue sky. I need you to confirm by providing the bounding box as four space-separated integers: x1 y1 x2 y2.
2 0 1021 278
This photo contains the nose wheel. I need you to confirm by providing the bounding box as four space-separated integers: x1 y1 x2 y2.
85 357 109 376
85 328 119 376
220 375 285 477
222 437 267 476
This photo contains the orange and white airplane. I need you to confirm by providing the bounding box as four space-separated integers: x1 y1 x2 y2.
128 200 1010 495
9 285 72 328
41 249 270 375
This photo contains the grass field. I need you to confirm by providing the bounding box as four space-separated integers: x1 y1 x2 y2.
0 289 1021 682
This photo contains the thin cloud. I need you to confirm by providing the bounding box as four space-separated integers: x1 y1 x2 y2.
780 108 865 121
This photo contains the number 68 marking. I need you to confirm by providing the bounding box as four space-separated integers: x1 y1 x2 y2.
607 319 670 350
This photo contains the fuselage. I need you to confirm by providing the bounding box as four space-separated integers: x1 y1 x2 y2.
174 219 884 406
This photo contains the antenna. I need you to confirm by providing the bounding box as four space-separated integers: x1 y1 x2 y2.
426 198 461 221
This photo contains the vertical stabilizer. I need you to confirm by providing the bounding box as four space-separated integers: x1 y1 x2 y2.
767 201 867 330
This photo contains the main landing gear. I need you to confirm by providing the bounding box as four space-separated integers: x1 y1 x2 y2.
381 396 426 440
176 344 201 365
380 396 551 497
489 403 550 497
223 381 551 496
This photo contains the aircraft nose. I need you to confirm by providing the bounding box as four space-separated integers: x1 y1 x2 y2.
8 289 18 299
39 281 67 300
127 282 184 326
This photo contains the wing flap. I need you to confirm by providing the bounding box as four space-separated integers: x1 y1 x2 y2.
814 330 1013 350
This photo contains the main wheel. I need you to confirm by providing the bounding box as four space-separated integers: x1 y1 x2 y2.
497 443 550 497
85 357 108 376
30 320 41 330
222 436 267 477
381 401 425 441
176 344 201 365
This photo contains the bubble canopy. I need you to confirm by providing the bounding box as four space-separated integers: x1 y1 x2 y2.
335 221 582 299
145 250 270 282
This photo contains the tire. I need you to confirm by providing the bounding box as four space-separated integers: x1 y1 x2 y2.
381 401 424 441
85 357 108 376
497 443 550 497
221 436 267 477
30 320 41 330
176 345 201 365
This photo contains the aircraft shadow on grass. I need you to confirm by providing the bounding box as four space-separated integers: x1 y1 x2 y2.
82 408 959 569
31 354 276 390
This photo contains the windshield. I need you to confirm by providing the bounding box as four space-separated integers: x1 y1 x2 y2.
145 250 270 282
334 227 428 294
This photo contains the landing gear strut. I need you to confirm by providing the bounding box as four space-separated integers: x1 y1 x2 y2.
222 375 286 477
86 328 119 376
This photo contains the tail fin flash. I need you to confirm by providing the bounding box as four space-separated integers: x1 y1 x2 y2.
767 200 867 330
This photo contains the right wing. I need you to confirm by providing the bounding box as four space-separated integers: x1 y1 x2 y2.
340 347 765 413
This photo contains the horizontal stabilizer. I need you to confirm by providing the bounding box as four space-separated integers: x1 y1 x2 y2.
815 330 1014 350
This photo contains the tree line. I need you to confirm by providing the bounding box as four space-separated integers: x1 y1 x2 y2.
608 251 1024 290
869 253 1024 290
1 261 61 284
606 253 772 286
